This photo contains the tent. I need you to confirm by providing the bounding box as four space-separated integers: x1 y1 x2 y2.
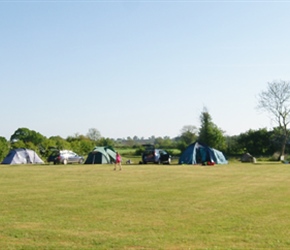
84 146 116 164
241 153 256 163
2 148 44 165
178 141 228 165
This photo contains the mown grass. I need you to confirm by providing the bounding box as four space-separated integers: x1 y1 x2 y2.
0 162 290 249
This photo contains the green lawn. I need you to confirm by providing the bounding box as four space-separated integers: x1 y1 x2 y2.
1 162 290 249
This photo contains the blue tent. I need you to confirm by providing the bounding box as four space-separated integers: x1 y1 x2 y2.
179 142 228 165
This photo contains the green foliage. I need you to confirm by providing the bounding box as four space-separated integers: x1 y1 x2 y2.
225 135 244 155
10 139 26 149
176 140 189 152
0 136 9 162
48 136 71 150
3 128 116 162
134 145 145 156
97 137 115 147
66 134 95 156
269 127 289 154
179 131 197 145
165 148 181 156
10 127 46 145
154 136 176 149
3 122 289 162
237 128 274 156
198 108 226 151
9 128 48 157
175 125 198 152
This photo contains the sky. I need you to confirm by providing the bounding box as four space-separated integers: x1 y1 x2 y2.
1 0 290 140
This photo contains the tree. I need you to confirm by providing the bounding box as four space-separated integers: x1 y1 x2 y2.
180 125 198 144
68 135 95 156
86 128 101 141
237 128 272 156
48 136 71 150
98 137 115 147
268 127 290 156
10 128 47 155
225 135 244 155
198 107 226 151
257 80 290 159
0 136 9 162
176 125 198 152
154 136 174 149
10 127 46 145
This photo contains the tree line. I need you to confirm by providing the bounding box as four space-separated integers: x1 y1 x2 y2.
0 108 289 163
2 80 290 162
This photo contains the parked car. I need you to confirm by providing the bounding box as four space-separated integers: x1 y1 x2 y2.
142 148 171 164
47 150 84 165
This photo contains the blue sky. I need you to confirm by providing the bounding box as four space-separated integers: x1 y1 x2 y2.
1 0 290 140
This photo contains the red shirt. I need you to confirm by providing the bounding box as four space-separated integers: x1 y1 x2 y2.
116 154 121 163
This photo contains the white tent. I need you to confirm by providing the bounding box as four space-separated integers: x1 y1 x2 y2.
1 148 44 164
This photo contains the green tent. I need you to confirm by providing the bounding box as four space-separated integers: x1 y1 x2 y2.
84 146 116 164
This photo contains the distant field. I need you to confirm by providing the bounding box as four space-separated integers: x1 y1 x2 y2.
1 162 290 249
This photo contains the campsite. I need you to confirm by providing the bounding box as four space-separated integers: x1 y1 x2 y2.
0 96 289 250
1 129 289 249
3 1 290 248
0 162 289 249
1 141 229 166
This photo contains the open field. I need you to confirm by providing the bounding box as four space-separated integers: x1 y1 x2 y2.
1 162 290 249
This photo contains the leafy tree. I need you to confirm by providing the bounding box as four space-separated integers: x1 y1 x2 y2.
39 137 60 159
268 127 290 156
198 107 226 151
154 136 174 149
98 138 115 147
10 128 46 146
176 125 198 152
86 128 101 141
180 125 198 144
237 128 272 156
79 139 95 155
48 136 71 150
257 80 290 159
224 135 244 155
67 134 95 156
10 139 26 149
0 136 9 162
10 128 47 156
134 145 145 156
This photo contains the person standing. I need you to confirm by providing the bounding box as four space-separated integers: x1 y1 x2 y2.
114 152 122 171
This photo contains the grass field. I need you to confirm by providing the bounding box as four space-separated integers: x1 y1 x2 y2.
1 162 290 249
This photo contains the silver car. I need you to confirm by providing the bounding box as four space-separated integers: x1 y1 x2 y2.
48 150 84 165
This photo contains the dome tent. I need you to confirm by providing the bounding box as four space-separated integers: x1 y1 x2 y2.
2 148 44 165
241 153 256 163
179 141 227 165
84 146 117 164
